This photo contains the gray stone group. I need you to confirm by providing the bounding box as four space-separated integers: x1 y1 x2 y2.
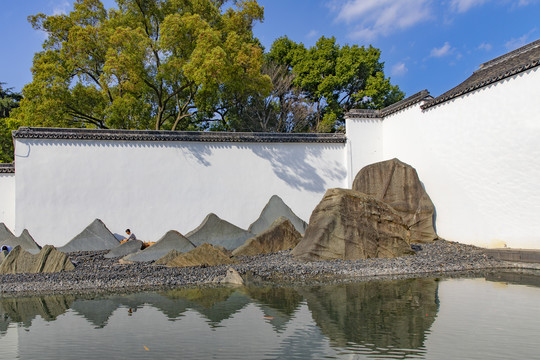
0 158 438 274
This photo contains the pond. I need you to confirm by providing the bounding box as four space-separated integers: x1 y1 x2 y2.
1 271 540 359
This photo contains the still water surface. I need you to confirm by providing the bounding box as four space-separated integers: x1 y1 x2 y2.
1 272 540 359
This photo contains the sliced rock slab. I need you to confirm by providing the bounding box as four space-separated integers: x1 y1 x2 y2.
0 245 75 274
123 230 195 263
186 213 254 251
248 195 308 235
156 243 235 268
104 240 144 259
58 219 120 252
0 224 41 254
233 217 302 256
352 158 437 243
292 188 414 261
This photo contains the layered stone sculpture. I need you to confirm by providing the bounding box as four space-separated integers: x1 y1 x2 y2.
186 213 254 250
233 217 302 256
58 219 120 252
0 224 42 254
352 158 437 243
156 243 234 267
248 195 308 235
104 240 144 259
123 230 195 263
292 188 414 261
0 245 75 274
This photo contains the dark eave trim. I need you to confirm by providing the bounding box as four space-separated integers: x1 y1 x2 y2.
0 163 14 174
12 127 346 144
346 90 432 119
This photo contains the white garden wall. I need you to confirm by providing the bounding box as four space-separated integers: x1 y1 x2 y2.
13 132 347 247
0 172 15 230
381 67 540 248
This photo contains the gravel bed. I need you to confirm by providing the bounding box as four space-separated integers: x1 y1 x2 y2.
0 239 528 295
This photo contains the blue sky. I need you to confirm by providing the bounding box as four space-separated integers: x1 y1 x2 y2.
1 0 539 98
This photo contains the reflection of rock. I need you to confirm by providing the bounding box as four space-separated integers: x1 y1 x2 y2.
242 286 303 332
0 224 41 254
0 245 75 274
163 287 250 326
104 240 143 258
352 158 437 243
248 195 308 235
233 217 302 256
58 219 120 252
0 294 74 328
186 213 253 250
301 279 439 356
123 230 195 262
156 243 234 267
292 189 414 261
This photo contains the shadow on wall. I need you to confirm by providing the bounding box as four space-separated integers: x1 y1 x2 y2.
250 145 346 193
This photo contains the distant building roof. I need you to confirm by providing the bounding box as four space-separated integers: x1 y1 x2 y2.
12 127 346 144
0 163 14 174
346 90 433 119
422 38 540 109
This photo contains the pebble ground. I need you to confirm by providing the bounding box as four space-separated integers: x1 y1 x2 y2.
0 239 530 295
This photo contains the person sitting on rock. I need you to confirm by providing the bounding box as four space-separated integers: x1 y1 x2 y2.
122 229 137 244
1 245 12 253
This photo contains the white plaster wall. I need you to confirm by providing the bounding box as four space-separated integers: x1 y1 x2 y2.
345 117 382 187
0 173 15 230
14 139 347 247
382 67 540 248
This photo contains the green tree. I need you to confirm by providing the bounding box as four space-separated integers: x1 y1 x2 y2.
0 83 22 163
267 36 404 132
13 0 271 131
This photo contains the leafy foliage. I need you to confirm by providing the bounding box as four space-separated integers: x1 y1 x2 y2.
265 36 404 132
13 0 271 131
0 83 22 163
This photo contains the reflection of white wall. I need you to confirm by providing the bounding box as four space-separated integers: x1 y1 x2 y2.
0 174 15 230
14 139 347 247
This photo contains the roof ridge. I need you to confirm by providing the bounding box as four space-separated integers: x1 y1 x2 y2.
12 127 347 144
477 38 540 72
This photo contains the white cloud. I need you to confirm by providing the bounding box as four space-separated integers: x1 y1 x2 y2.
331 0 433 41
430 42 453 57
390 62 408 76
449 0 491 13
505 29 537 50
478 42 493 51
51 0 70 15
306 30 319 39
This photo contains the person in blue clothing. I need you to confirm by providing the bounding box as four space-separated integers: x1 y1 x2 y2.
1 245 12 253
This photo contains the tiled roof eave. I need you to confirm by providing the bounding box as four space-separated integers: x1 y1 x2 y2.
12 128 347 144
422 59 540 110
0 163 14 174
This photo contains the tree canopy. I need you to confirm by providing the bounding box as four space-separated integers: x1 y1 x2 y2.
12 0 271 131
0 83 22 163
265 36 404 132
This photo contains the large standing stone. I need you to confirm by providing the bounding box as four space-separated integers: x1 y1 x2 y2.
248 195 308 235
58 219 120 252
352 158 437 243
0 245 75 274
123 230 195 262
186 213 254 250
292 188 414 261
233 217 302 256
0 224 42 254
156 243 235 268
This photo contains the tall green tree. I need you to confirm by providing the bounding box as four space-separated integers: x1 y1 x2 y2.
0 83 22 163
13 0 271 131
267 36 404 132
